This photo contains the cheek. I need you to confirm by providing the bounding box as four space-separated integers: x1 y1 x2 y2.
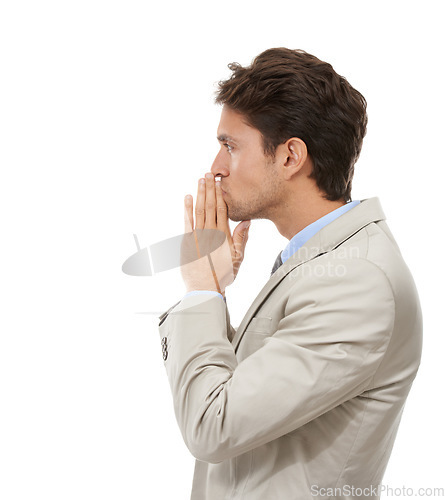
231 154 250 177
228 156 240 176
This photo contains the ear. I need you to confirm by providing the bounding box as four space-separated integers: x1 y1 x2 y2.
279 138 309 180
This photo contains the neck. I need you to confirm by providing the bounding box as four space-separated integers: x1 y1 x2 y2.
270 190 346 240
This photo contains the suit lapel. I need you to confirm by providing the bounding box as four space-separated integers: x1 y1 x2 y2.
231 197 386 352
231 234 324 351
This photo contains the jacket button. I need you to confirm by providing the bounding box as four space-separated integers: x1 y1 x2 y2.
161 337 168 360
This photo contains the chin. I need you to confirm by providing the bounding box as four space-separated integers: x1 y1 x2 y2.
228 208 252 222
227 210 240 222
229 215 243 222
227 200 261 222
227 205 243 222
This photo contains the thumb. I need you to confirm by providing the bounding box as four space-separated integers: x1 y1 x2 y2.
233 220 251 254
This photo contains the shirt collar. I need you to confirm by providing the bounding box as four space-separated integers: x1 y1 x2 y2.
280 200 361 264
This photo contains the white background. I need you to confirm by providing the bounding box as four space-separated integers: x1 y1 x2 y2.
1 1 444 498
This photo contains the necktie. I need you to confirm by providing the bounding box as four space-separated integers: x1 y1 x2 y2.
271 250 283 275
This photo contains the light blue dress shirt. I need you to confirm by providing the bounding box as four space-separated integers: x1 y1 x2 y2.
280 199 361 264
184 200 361 301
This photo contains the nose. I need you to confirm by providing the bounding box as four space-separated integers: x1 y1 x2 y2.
211 149 229 179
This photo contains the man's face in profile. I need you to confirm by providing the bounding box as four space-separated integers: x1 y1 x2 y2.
211 106 284 222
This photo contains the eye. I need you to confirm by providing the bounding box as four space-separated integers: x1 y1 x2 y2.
224 143 234 153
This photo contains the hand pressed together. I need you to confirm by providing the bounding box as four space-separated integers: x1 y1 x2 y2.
180 172 251 296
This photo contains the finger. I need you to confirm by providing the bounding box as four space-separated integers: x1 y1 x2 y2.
215 180 228 230
184 195 194 233
232 220 251 258
195 178 206 229
215 180 233 247
204 172 216 228
232 221 251 277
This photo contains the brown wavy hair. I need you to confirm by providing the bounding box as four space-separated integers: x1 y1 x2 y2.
214 48 368 202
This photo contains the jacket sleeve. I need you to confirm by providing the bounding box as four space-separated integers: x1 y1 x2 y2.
158 258 395 464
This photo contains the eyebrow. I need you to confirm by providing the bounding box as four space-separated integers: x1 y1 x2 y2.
217 134 238 144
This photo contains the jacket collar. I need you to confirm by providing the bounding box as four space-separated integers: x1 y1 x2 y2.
231 197 386 351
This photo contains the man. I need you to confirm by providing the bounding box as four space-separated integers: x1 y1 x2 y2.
157 48 422 499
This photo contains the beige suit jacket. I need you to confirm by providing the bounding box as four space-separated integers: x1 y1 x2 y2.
158 197 422 499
